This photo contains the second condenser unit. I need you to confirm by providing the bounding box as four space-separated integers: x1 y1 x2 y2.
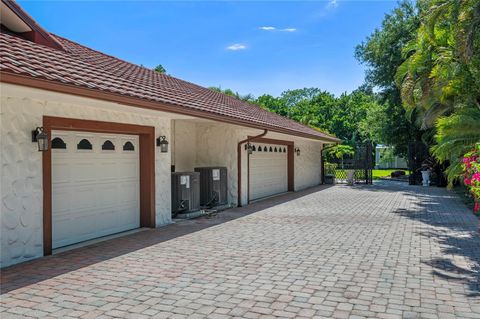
171 172 200 215
194 167 228 207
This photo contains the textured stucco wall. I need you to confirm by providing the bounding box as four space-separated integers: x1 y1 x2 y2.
193 126 324 206
1 84 329 267
0 84 173 267
292 139 322 191
195 122 242 206
257 131 323 191
172 120 197 172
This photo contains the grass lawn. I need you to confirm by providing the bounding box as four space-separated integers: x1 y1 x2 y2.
372 169 408 180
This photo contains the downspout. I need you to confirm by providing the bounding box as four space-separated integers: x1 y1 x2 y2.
237 129 268 207
171 120 176 172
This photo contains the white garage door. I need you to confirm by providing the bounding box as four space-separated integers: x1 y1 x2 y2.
51 131 140 249
249 144 288 201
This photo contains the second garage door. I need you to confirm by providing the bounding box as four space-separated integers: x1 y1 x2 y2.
249 143 288 201
51 131 140 249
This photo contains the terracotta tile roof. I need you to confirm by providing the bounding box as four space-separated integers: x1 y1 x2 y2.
0 31 339 142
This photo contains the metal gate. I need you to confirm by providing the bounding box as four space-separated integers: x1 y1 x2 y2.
321 142 373 184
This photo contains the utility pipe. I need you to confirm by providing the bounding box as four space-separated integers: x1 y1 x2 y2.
237 129 268 207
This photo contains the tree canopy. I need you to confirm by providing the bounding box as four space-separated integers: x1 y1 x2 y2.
153 64 167 74
396 0 480 183
256 88 378 144
152 0 480 187
355 0 423 156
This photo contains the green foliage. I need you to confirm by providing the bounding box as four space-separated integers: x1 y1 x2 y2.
358 102 387 144
324 162 337 175
355 0 423 156
323 144 355 161
257 88 378 144
333 90 376 144
432 107 480 184
355 1 421 90
397 0 480 184
153 64 167 74
379 147 396 165
208 85 376 142
397 0 480 127
372 169 405 180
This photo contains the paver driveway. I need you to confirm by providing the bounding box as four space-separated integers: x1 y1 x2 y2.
1 182 479 319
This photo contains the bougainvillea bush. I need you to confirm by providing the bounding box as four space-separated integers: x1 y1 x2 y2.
463 144 480 213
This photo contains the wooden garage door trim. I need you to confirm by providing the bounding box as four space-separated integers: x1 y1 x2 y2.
247 137 294 203
42 116 156 256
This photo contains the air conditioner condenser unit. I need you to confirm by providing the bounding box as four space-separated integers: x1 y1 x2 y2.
171 172 200 216
194 167 228 207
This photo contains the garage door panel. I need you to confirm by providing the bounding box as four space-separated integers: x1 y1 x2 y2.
118 182 139 199
71 162 98 181
68 186 98 211
51 188 72 212
96 184 121 206
52 131 140 249
249 143 288 201
51 162 71 183
99 162 122 179
117 163 139 178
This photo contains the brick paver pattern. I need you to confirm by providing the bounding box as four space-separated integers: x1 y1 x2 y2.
1 182 479 319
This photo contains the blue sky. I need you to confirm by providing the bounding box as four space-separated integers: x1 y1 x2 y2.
19 0 397 97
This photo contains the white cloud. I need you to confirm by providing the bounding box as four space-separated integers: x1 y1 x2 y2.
258 26 297 32
327 0 338 9
226 43 247 51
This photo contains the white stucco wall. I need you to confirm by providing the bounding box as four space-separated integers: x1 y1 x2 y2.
292 139 323 191
195 122 242 205
1 83 329 267
257 131 323 192
173 120 322 205
172 120 198 172
174 120 322 205
0 83 179 267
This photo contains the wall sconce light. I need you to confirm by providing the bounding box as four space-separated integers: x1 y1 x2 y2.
294 147 301 156
156 136 169 153
245 142 253 155
32 127 48 152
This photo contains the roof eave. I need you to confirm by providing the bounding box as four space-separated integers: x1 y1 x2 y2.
0 72 340 143
2 0 65 51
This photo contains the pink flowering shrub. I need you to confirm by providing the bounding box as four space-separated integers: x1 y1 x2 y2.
462 144 480 213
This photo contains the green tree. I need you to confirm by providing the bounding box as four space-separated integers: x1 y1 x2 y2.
210 86 379 145
379 147 396 166
359 101 388 144
256 88 376 143
279 89 336 132
355 0 423 156
323 144 355 169
331 90 376 144
153 64 167 74
433 108 480 184
256 94 288 116
396 0 480 183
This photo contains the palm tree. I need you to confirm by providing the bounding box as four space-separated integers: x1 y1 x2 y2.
432 107 480 184
396 0 480 184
